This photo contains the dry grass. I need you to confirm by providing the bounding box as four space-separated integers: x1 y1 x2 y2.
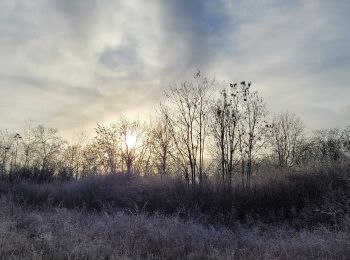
3 164 349 227
0 197 349 260
0 165 349 259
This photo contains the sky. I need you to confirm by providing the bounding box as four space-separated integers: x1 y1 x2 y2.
0 0 349 139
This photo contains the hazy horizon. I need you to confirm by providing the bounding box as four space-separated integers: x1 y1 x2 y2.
1 0 350 139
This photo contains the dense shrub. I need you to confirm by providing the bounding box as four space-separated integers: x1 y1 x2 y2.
2 165 349 226
1 167 74 184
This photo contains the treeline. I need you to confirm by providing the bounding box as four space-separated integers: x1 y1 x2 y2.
1 73 349 184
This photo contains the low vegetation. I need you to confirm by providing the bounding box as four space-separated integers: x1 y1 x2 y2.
1 164 348 226
0 164 349 259
1 197 348 260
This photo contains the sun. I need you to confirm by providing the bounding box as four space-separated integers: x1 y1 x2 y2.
126 132 137 149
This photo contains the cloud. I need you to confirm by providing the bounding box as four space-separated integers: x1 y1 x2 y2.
0 0 349 138
159 0 229 70
99 46 136 71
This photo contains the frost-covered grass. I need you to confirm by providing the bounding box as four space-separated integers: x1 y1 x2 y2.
0 197 349 260
0 165 349 259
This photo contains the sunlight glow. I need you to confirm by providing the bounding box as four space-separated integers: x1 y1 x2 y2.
126 132 137 149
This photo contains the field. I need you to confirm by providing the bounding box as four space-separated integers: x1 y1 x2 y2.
0 165 349 259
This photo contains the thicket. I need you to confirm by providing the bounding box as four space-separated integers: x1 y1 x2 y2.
0 163 348 228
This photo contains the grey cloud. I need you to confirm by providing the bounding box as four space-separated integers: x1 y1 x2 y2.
99 46 136 71
0 0 349 138
158 0 230 75
53 0 98 38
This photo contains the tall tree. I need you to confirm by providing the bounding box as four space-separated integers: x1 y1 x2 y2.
313 128 344 164
32 125 65 172
95 123 120 174
270 112 305 168
238 82 268 184
163 72 212 185
150 111 174 177
212 83 241 187
0 130 13 175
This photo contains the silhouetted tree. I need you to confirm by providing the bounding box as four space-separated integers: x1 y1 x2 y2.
163 72 212 186
342 126 350 157
149 112 174 176
81 141 103 176
95 123 120 174
62 132 86 178
270 112 305 168
212 83 241 187
313 128 344 164
0 130 13 175
32 125 65 172
238 82 268 184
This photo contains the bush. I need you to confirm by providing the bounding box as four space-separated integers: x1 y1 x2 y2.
3 165 350 227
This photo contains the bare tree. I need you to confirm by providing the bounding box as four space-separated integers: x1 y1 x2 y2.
20 122 36 169
62 132 86 178
32 125 65 172
95 123 120 174
313 128 344 164
81 141 104 176
117 117 146 174
238 82 268 184
163 72 212 186
0 130 13 175
270 112 305 168
150 110 174 177
212 83 241 187
342 126 350 157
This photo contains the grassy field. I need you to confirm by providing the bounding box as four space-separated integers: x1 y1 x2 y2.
0 198 349 259
0 165 349 259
